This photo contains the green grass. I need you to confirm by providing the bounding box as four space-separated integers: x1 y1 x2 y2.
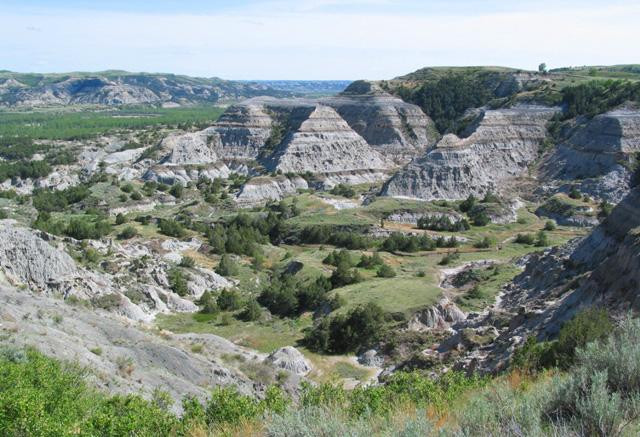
0 106 224 141
156 312 311 353
332 361 370 381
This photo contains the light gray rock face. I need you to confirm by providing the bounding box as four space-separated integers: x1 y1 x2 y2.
326 87 439 163
540 106 640 203
382 105 558 200
0 284 292 412
235 175 309 207
264 105 391 175
264 346 312 376
407 298 466 331
0 220 108 298
160 132 220 165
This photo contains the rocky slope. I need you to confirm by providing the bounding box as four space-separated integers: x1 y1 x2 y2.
235 175 309 207
0 71 287 107
381 105 558 200
0 220 232 322
431 186 640 373
540 104 640 203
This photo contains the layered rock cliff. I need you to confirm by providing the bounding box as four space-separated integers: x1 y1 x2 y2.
540 105 640 203
381 105 558 200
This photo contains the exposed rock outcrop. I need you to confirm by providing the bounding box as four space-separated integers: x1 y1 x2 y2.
540 105 640 203
381 105 558 200
454 186 640 373
407 298 466 331
264 346 312 376
235 175 308 207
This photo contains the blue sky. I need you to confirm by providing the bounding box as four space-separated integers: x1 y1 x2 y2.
1 0 639 79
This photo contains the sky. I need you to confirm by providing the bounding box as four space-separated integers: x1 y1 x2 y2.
1 0 639 80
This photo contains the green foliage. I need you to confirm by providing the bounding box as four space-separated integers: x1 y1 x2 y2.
381 232 437 252
598 200 613 218
376 264 396 278
544 220 556 231
117 226 137 240
357 252 384 269
515 233 536 245
64 217 111 240
179 256 195 268
330 261 363 288
561 79 640 119
568 186 582 199
169 183 183 198
259 272 332 317
438 251 460 266
0 106 225 142
0 159 51 182
512 308 614 372
32 185 90 212
323 249 356 268
216 254 239 276
0 348 178 436
196 291 219 315
417 214 470 232
299 225 371 250
304 302 386 353
115 213 126 225
157 219 185 238
398 73 498 133
468 206 491 226
238 299 262 321
534 230 550 247
459 194 477 213
473 236 493 249
167 267 189 297
329 184 356 198
217 289 242 311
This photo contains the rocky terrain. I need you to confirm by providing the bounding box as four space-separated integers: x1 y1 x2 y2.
0 71 288 107
539 104 640 203
381 105 557 200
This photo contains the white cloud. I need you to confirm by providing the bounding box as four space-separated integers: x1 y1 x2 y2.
1 2 638 79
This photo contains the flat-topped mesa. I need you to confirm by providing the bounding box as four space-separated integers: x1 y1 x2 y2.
381 105 558 201
540 104 640 203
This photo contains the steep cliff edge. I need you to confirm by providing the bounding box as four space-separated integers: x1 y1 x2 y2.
381 105 557 200
540 105 640 203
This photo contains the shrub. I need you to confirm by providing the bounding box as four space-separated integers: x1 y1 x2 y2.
323 249 355 267
304 303 386 353
169 183 183 198
376 264 396 278
216 254 239 276
238 299 262 322
473 236 493 248
115 213 126 225
120 183 134 193
117 226 137 240
329 183 356 198
197 291 219 314
357 252 384 269
92 293 121 310
515 233 536 245
568 186 581 199
534 230 550 247
438 252 460 266
330 261 363 288
544 220 556 231
130 191 142 201
158 219 185 238
179 256 195 268
167 267 189 296
459 194 477 212
217 289 242 311
417 214 470 232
